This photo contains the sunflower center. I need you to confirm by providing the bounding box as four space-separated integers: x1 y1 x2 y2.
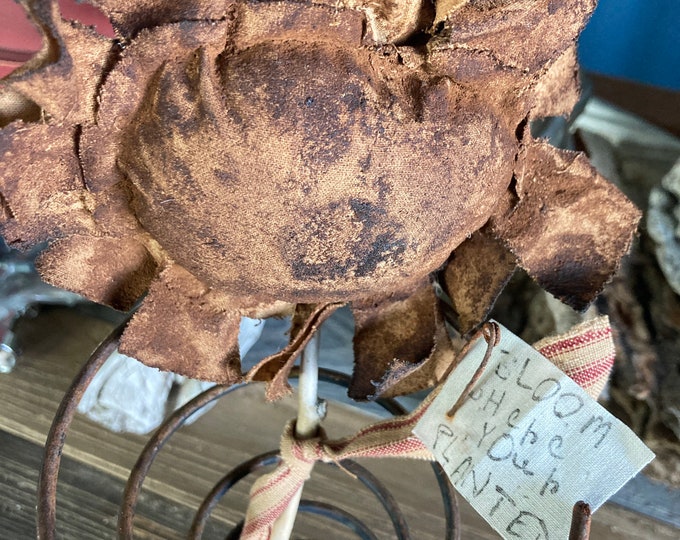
119 40 515 302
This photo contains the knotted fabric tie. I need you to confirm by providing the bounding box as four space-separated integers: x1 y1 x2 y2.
241 402 434 539
241 316 615 539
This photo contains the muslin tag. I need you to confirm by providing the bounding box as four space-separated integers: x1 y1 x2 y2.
413 321 654 540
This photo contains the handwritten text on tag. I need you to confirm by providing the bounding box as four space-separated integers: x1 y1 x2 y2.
414 322 654 540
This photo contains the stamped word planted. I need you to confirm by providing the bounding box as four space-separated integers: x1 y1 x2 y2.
414 322 654 540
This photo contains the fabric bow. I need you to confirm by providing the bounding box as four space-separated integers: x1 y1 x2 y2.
242 316 615 539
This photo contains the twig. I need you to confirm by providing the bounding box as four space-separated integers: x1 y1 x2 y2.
270 331 323 539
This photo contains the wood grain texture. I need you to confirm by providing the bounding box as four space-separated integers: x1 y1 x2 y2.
0 306 677 538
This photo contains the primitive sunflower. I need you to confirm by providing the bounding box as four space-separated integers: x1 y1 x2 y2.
0 0 639 400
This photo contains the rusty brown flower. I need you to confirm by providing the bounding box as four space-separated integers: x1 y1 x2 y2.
0 0 640 399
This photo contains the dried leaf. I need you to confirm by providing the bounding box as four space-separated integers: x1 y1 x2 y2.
493 139 642 310
119 265 243 383
247 302 342 400
36 235 158 311
442 229 517 335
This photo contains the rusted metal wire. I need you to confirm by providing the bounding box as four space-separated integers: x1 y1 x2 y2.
447 321 500 418
297 500 380 540
225 500 382 540
190 451 282 538
118 381 247 538
37 327 461 540
37 315 132 540
190 451 413 540
569 501 592 540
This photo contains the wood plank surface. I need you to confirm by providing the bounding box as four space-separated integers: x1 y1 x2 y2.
0 306 677 538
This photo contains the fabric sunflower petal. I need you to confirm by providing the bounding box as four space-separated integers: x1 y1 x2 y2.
349 282 454 399
80 17 234 192
247 303 342 401
0 121 96 248
525 44 581 120
370 302 456 398
493 139 641 311
119 265 243 383
350 0 434 44
441 0 595 77
35 234 158 311
429 1 592 117
442 229 517 336
90 0 238 36
7 1 113 125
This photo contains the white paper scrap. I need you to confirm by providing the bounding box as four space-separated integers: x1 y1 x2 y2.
414 321 654 540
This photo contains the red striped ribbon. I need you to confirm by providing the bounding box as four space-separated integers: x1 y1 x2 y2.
242 317 615 539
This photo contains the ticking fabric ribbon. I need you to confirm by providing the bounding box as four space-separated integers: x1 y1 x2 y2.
241 316 615 539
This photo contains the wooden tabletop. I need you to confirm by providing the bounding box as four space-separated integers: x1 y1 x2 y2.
0 306 677 539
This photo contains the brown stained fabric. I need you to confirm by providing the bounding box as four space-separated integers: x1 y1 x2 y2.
92 0 429 45
349 281 451 399
0 121 96 248
117 16 516 303
439 0 596 76
429 0 594 118
435 0 470 24
370 302 457 398
234 2 365 50
442 229 517 335
119 265 243 383
0 0 640 392
246 304 342 401
247 303 342 400
36 235 158 311
81 18 235 193
355 0 434 44
8 2 113 125
90 0 238 36
526 44 581 120
493 140 642 311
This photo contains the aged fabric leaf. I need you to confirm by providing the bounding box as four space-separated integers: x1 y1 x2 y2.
36 235 158 311
7 1 113 125
493 139 642 311
0 121 96 248
247 303 342 400
119 265 243 383
349 281 455 399
370 305 457 398
442 229 517 335
526 44 581 120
